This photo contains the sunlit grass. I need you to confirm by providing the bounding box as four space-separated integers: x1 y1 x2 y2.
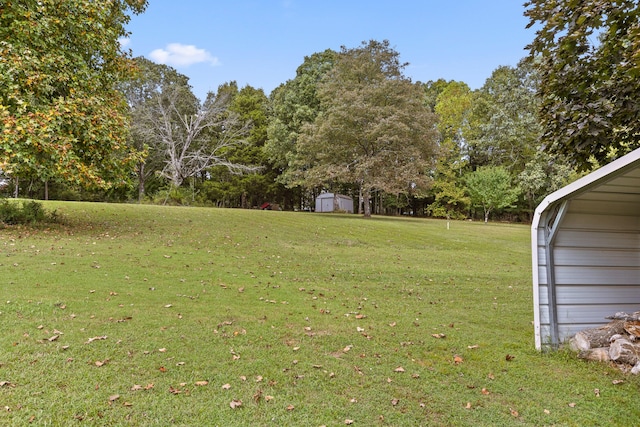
0 201 636 426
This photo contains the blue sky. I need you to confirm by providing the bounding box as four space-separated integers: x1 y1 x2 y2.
124 1 536 101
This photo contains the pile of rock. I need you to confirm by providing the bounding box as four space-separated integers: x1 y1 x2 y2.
570 312 640 374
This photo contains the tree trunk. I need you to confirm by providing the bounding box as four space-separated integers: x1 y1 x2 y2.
569 320 626 352
578 347 610 362
44 180 48 201
138 162 145 203
363 187 371 218
609 338 640 365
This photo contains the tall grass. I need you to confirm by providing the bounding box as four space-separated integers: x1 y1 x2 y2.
0 201 635 426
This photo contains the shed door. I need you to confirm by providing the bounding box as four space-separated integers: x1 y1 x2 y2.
321 198 333 212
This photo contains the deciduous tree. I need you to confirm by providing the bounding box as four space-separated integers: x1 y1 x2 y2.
121 57 190 201
138 83 254 189
465 166 520 223
296 40 438 217
525 0 640 168
0 0 147 190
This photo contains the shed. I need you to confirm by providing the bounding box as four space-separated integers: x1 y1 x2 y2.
532 148 640 350
315 193 354 213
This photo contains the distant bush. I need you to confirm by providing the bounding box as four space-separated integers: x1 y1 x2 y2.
0 199 57 225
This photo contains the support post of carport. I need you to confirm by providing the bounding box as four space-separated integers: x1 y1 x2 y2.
543 200 570 348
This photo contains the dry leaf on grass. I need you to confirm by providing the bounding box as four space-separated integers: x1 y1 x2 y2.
394 366 405 373
230 400 242 409
85 336 107 344
221 383 231 390
195 381 208 386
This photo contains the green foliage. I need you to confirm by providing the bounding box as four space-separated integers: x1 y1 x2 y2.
465 166 520 222
264 49 337 184
467 60 541 173
525 0 640 169
297 40 439 217
0 199 55 225
0 0 147 189
429 81 473 219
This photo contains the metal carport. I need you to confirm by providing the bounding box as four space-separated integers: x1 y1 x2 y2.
532 148 640 350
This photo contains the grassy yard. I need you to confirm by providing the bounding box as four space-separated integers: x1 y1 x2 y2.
0 201 636 426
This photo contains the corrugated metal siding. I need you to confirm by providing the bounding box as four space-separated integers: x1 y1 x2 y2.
537 207 640 345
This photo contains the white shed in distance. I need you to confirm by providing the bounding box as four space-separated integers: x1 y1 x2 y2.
532 148 640 350
315 193 354 213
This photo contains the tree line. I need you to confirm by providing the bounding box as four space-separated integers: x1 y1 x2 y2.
2 1 638 221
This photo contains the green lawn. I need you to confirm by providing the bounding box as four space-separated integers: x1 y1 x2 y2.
0 201 635 426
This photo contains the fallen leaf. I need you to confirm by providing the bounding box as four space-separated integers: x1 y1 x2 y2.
169 386 182 395
222 383 231 390
264 395 274 402
612 379 625 385
230 399 242 409
481 388 490 395
255 375 263 382
510 408 519 417
123 402 133 407
568 402 576 408
159 366 167 372
47 335 59 342
108 394 120 402
158 348 167 353
465 402 472 409
355 314 365 319
85 336 107 344
286 404 295 411
391 398 399 406
467 344 479 349
195 381 208 386
594 388 600 397
345 420 354 425
144 384 154 390
431 333 446 339
544 409 550 414
505 354 515 361
389 322 397 327
394 366 405 373
454 355 463 365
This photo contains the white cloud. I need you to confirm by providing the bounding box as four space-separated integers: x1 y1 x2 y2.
118 37 131 48
149 43 220 67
